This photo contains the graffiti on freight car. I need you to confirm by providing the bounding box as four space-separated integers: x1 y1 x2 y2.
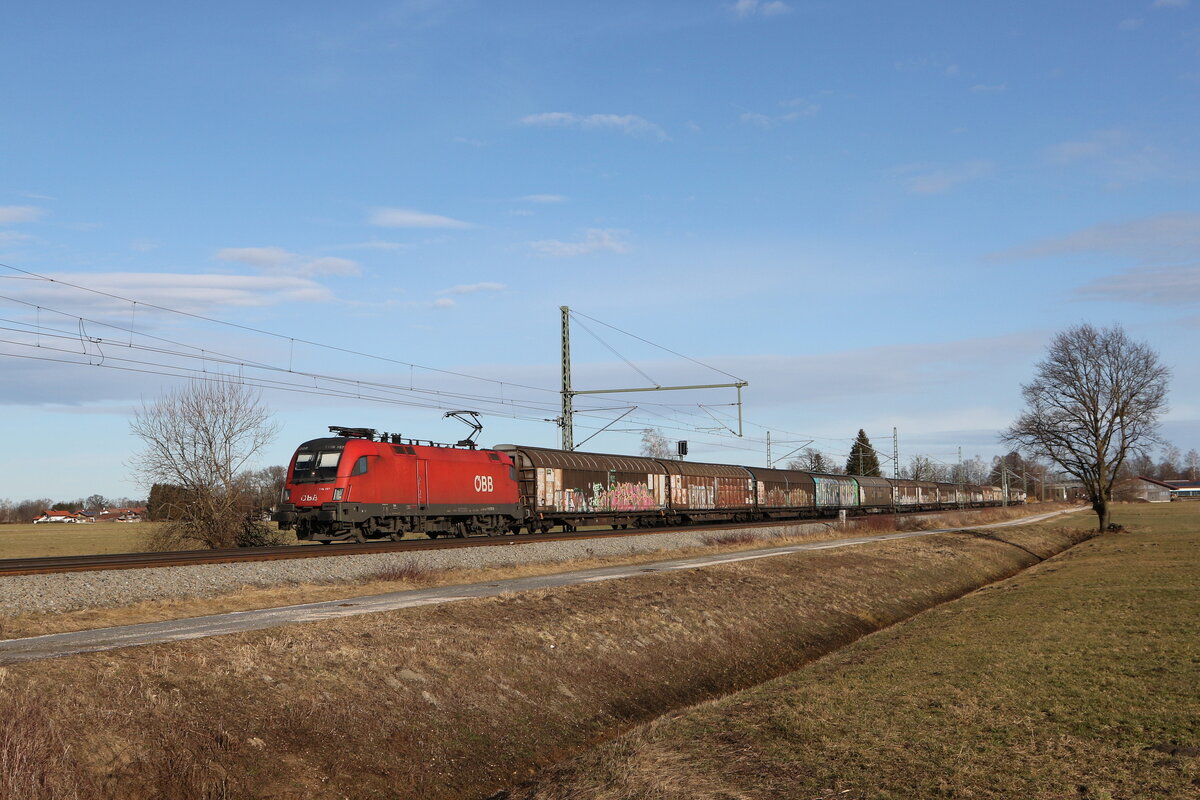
591 481 659 511
549 482 659 512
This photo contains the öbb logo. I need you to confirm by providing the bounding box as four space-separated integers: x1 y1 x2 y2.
473 475 494 493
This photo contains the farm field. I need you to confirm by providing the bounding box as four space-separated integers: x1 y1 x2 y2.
0 523 155 559
507 502 1200 799
0 522 302 560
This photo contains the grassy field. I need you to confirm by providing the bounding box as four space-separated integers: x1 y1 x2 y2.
0 522 153 559
0 509 1091 799
508 502 1200 799
0 521 306 560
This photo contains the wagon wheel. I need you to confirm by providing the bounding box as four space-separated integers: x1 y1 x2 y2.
353 526 368 544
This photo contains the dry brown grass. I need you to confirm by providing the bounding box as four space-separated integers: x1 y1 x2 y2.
0 516 1093 799
699 530 761 546
0 695 94 800
0 506 1068 641
505 503 1200 800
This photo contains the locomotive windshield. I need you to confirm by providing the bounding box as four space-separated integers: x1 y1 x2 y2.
291 450 342 483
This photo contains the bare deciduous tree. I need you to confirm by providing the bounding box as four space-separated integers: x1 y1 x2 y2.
1002 324 1169 532
639 428 673 459
130 379 281 549
903 454 946 481
787 447 833 473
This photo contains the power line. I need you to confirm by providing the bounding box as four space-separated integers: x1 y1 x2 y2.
569 308 744 382
2 263 925 454
0 263 560 396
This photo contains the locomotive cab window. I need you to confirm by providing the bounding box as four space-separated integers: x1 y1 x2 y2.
350 456 369 476
314 451 341 482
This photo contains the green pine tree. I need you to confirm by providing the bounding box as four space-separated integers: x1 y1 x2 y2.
846 429 882 476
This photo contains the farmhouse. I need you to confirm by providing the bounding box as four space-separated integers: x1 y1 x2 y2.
32 509 87 524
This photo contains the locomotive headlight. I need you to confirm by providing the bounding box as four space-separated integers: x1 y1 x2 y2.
332 488 344 501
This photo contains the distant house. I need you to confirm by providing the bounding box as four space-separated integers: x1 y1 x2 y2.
98 507 147 522
1164 479 1200 501
33 509 85 524
1126 476 1176 503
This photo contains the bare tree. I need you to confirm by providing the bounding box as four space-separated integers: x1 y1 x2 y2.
787 447 833 473
130 379 280 549
961 455 990 485
1158 444 1183 481
1187 449 1200 481
903 454 945 481
639 428 673 459
1001 324 1169 532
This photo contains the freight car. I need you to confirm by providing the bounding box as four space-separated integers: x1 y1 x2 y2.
273 427 1016 543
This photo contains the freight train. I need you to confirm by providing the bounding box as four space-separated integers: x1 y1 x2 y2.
272 426 1022 544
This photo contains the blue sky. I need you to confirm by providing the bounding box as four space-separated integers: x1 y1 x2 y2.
2 0 1198 501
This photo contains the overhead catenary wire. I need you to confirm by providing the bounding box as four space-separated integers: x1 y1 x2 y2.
568 308 745 383
0 262 973 461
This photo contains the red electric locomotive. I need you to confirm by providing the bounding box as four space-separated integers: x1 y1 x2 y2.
273 426 522 543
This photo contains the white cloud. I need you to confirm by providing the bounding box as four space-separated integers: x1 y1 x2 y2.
329 240 411 251
9 272 335 315
0 231 35 243
1044 129 1127 164
130 239 158 252
432 297 456 309
1076 264 1200 306
1119 17 1144 29
740 112 773 128
518 112 668 141
895 160 994 194
216 246 293 268
519 194 567 204
216 246 361 277
437 282 506 295
780 99 820 119
730 0 789 17
970 83 1007 93
0 206 46 224
996 213 1200 261
1041 129 1166 186
530 229 630 257
740 99 820 128
1153 0 1188 7
369 207 474 228
301 257 360 277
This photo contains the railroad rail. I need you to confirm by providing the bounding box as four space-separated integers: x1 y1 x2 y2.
0 517 842 577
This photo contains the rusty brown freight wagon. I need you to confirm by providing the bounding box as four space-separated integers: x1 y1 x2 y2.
743 466 816 517
495 445 669 530
854 475 893 510
661 460 754 522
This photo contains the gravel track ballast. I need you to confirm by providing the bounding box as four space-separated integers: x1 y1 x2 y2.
2 521 844 615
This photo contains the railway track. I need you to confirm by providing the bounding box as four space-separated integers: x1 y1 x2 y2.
0 517 841 577
1 505 1041 578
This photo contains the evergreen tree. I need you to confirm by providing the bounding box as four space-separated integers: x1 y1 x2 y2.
845 429 882 476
